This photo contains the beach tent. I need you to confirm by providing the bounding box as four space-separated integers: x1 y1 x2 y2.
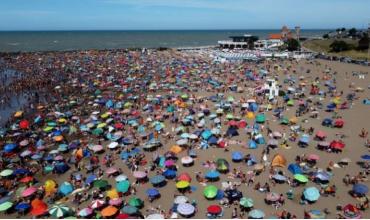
216 158 229 173
322 118 333 127
226 127 239 137
288 163 302 175
248 140 258 149
271 154 287 167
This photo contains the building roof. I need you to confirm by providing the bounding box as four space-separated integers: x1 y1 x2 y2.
269 34 282 40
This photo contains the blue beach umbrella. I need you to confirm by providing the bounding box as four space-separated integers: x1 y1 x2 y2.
150 175 165 185
163 169 177 179
59 182 73 196
288 163 302 175
361 155 370 160
146 188 160 198
352 184 368 195
303 187 320 202
249 209 265 219
231 151 243 161
205 170 220 180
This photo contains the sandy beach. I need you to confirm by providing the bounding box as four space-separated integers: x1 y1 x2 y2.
0 49 369 219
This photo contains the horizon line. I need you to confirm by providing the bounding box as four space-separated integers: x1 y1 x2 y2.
0 28 341 32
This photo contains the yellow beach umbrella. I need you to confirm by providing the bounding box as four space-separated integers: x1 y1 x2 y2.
106 189 119 199
176 181 190 189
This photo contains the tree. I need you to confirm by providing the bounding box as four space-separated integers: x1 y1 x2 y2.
348 28 357 37
357 34 369 50
330 40 351 52
286 38 300 51
341 28 346 32
323 34 329 39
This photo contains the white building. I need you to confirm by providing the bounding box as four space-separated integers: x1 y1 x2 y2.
254 39 284 50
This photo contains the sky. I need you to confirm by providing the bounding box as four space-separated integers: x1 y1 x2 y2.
0 0 369 30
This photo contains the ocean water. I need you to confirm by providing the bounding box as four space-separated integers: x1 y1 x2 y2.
0 30 329 52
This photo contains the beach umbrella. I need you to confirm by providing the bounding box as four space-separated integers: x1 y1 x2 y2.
78 208 93 217
106 167 118 175
15 202 30 212
163 169 177 179
255 114 265 123
266 192 280 202
315 131 326 140
174 195 188 204
240 197 254 208
272 174 287 182
146 213 165 219
177 203 195 216
101 206 118 217
90 199 105 209
205 170 220 180
19 120 30 129
0 201 13 212
207 205 222 215
314 172 331 181
177 172 192 182
352 184 368 195
216 158 229 172
272 131 282 138
146 188 160 198
91 145 103 152
308 154 320 161
181 156 193 165
176 181 190 189
59 182 74 195
115 175 127 182
22 186 37 197
306 210 326 219
294 174 308 183
115 213 130 219
30 199 48 216
121 205 138 215
94 179 108 189
150 175 165 185
106 189 119 199
231 151 243 161
204 185 218 199
361 155 370 160
303 187 320 202
108 142 119 149
116 180 130 193
49 204 71 218
133 171 147 179
128 197 143 207
109 198 123 206
20 176 34 183
4 143 17 152
248 209 265 219
0 169 13 177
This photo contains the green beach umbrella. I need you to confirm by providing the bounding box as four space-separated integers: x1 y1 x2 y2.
128 197 143 207
294 174 308 183
181 94 189 99
280 117 289 125
240 197 254 208
47 122 57 127
256 114 266 123
43 127 53 132
0 169 13 177
203 185 218 199
287 100 294 106
226 113 234 120
227 96 234 102
121 205 138 215
94 179 108 189
49 204 70 218
16 186 27 197
116 180 130 193
95 89 102 95
0 201 13 211
92 128 104 136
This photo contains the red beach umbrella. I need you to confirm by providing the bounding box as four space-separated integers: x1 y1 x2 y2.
207 205 222 214
19 120 30 129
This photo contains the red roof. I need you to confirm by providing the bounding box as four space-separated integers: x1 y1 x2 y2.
269 34 282 40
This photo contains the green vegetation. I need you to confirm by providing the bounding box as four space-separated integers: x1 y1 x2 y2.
286 38 300 51
329 40 353 52
357 34 369 50
303 38 369 60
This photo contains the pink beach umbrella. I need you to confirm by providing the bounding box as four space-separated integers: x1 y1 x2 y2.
91 145 103 152
22 186 38 197
133 171 147 179
54 155 64 161
164 160 176 167
307 154 320 161
109 198 123 206
90 199 106 209
106 167 118 175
